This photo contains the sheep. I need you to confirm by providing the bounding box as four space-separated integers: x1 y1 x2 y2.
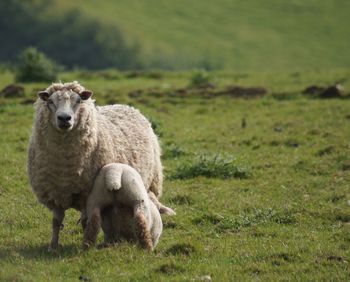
83 163 162 250
27 81 174 250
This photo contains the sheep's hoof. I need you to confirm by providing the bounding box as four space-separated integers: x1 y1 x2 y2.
48 243 59 252
82 242 92 251
97 242 115 249
160 206 176 216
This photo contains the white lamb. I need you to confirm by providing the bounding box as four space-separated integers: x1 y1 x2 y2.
83 163 162 250
27 81 174 250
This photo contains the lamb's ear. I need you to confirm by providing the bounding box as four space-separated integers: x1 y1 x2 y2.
79 90 93 100
38 91 50 101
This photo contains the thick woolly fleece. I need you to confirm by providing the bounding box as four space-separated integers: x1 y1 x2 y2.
83 163 162 250
28 81 163 212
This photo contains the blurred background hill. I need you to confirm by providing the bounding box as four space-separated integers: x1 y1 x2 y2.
1 0 350 70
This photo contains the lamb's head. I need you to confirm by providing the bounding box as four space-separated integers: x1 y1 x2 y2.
37 81 93 132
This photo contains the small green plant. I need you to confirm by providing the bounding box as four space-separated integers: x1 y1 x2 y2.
163 142 185 159
171 154 250 179
193 209 296 233
216 208 296 233
16 47 58 82
156 263 185 274
169 195 194 205
147 116 163 137
165 243 197 256
189 69 212 87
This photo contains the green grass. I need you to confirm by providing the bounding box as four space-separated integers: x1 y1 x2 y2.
171 154 250 179
52 0 350 70
0 69 350 280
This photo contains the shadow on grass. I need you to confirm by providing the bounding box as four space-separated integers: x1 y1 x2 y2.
1 243 81 261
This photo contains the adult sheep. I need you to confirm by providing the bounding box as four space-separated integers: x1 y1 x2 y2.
28 81 173 250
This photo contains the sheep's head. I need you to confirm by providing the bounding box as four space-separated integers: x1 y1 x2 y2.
38 81 93 132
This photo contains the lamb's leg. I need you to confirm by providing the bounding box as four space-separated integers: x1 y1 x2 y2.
101 206 116 245
83 207 101 250
148 191 176 216
83 170 114 249
133 202 153 251
49 208 65 251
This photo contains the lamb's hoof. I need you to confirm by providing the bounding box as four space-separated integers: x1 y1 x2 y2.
160 206 176 216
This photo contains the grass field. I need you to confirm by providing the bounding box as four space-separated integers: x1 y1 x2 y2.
53 0 350 70
0 69 350 280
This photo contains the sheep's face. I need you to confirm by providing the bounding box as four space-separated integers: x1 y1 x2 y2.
38 89 92 132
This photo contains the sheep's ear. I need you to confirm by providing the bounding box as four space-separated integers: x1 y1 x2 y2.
79 90 93 100
38 91 50 101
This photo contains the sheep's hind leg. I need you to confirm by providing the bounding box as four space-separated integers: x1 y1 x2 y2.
48 208 65 251
133 202 153 251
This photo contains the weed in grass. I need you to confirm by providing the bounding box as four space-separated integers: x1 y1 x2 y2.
194 209 296 233
271 92 299 101
162 142 186 159
329 194 345 203
268 252 299 266
147 116 163 137
317 146 336 156
192 214 223 226
136 98 151 105
78 275 91 281
334 211 350 223
165 243 197 256
341 160 350 171
171 154 250 179
269 139 300 148
156 263 185 275
292 160 310 172
163 220 177 229
189 69 212 88
285 139 300 148
169 195 194 205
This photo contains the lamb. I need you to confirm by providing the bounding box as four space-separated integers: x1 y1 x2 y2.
27 81 174 250
83 163 162 250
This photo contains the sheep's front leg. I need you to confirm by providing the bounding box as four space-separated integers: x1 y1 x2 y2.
49 208 65 251
83 207 101 249
80 209 87 231
148 191 176 215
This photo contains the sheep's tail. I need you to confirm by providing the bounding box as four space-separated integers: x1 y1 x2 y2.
83 208 101 249
134 204 153 251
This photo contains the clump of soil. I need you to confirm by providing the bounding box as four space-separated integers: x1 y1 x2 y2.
302 83 345 98
219 85 267 98
0 84 25 98
127 84 267 100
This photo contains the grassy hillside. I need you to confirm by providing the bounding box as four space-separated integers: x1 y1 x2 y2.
0 69 349 280
54 0 350 70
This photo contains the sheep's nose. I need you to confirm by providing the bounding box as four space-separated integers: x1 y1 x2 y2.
57 114 72 122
